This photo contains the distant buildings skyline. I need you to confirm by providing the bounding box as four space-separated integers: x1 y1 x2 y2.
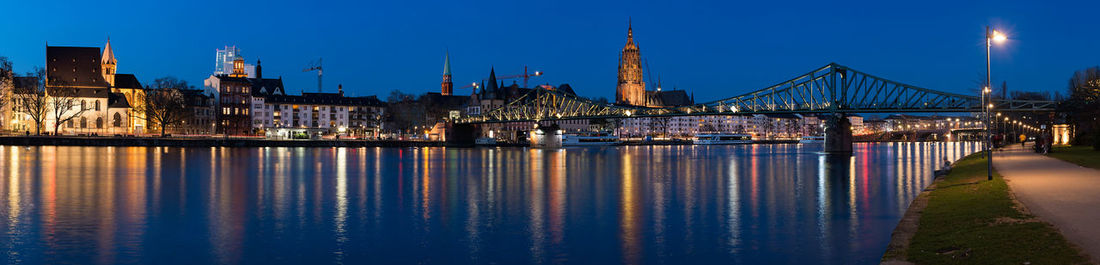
214 46 255 78
4 8 1091 104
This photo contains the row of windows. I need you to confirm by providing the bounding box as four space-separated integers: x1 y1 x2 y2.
222 107 249 115
79 100 102 111
63 113 125 129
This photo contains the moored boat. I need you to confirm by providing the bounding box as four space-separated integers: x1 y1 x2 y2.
475 137 497 145
562 131 621 146
693 133 753 145
798 135 825 144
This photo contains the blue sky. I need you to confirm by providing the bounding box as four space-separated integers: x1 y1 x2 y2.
3 0 1099 102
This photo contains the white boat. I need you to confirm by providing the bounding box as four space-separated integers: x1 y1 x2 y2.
562 132 621 146
693 133 753 145
475 137 497 145
799 135 825 144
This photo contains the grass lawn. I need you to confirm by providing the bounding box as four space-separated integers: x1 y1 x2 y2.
904 152 1089 264
1050 145 1100 170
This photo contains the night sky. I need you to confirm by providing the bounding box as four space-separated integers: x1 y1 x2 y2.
3 0 1099 102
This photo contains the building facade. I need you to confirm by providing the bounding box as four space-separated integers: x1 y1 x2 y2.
16 40 139 135
255 85 385 139
204 57 285 135
177 89 216 134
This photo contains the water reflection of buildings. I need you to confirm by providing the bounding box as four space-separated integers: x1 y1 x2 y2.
0 142 985 264
620 149 640 264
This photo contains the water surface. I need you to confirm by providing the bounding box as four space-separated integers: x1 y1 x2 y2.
0 143 979 264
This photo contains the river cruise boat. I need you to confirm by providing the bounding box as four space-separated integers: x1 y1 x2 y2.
798 135 825 144
562 132 621 146
693 133 753 145
475 137 497 146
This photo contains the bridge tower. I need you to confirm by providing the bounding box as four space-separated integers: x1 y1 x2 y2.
824 114 853 153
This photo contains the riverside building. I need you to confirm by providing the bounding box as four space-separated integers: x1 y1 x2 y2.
204 48 385 138
9 40 142 135
254 85 385 139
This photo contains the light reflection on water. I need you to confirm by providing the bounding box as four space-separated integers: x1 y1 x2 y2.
0 142 979 264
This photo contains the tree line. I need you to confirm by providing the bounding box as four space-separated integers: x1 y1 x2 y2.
1064 67 1100 149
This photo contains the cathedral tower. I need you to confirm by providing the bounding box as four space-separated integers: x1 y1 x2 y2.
616 21 645 106
101 38 117 86
441 51 453 95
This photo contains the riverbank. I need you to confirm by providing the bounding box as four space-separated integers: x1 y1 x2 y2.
0 136 813 148
1049 145 1100 169
0 136 444 148
881 152 1088 264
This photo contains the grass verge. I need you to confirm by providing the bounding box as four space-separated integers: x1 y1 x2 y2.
903 152 1089 264
1049 145 1100 170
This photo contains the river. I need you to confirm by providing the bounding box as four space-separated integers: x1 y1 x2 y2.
0 142 980 264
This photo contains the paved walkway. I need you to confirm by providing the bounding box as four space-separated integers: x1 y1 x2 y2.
994 144 1100 262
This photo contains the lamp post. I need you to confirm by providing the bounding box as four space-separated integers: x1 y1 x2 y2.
1014 120 1020 139
984 26 1007 181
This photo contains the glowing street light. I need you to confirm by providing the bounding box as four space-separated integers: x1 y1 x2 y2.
982 25 1008 181
992 30 1008 43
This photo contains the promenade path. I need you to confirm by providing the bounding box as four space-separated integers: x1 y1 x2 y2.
994 144 1100 262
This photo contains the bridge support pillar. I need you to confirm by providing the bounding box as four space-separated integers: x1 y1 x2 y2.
824 114 853 153
446 123 478 146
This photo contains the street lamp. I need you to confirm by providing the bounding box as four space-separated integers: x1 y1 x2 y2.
983 26 1007 181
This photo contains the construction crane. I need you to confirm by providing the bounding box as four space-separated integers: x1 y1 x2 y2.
645 58 663 91
458 66 545 92
459 82 480 91
496 66 543 88
302 58 322 93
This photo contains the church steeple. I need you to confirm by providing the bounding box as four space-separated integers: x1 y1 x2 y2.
628 17 633 39
101 37 117 86
443 51 452 76
441 51 453 95
486 67 499 99
255 59 262 79
616 20 645 106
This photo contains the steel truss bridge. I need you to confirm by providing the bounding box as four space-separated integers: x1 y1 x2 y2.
456 63 1057 124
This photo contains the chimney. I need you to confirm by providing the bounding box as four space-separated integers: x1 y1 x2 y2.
338 84 343 96
256 59 262 79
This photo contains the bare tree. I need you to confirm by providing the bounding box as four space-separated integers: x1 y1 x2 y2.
141 77 191 136
13 69 48 135
384 90 425 134
48 86 88 135
1066 67 1100 147
650 116 671 137
0 57 12 121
